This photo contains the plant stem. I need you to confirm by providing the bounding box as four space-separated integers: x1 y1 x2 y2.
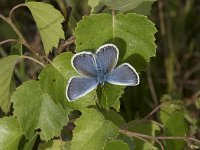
57 36 76 53
119 129 200 147
147 65 158 106
0 39 18 45
0 9 39 58
20 55 45 67
9 3 26 19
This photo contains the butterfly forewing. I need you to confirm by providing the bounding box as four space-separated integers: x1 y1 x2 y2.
72 52 97 77
95 44 119 73
107 63 139 86
66 77 99 101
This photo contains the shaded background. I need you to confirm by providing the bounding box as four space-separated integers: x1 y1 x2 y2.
0 0 200 141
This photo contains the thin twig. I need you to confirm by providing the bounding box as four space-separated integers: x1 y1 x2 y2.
9 3 26 19
0 12 37 55
147 65 159 106
144 103 162 119
0 39 18 45
155 136 200 145
20 55 45 67
154 139 165 150
0 13 8 24
57 36 76 53
119 129 200 148
119 129 164 150
158 0 165 36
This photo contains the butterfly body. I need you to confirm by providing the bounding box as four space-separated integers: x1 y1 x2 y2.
96 68 108 84
66 44 140 101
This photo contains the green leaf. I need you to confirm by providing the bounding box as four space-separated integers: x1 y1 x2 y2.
102 0 144 12
88 0 101 12
26 2 65 55
0 117 23 150
38 140 67 150
104 140 129 150
39 64 69 109
74 13 157 71
71 108 119 150
164 112 188 150
101 0 156 15
97 83 124 111
132 0 156 15
0 55 19 113
101 109 126 127
159 100 184 124
124 120 160 150
158 100 188 149
22 133 38 150
11 81 69 141
39 52 96 110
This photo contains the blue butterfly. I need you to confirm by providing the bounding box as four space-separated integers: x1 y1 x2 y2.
66 44 140 101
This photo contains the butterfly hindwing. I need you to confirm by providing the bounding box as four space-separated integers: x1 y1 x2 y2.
95 44 119 73
66 77 99 101
72 52 97 77
107 63 139 86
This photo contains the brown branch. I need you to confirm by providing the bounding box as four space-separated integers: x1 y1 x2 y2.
158 0 165 36
119 129 164 150
119 129 200 148
144 103 162 119
57 36 76 53
0 39 18 45
0 9 39 58
20 55 45 67
147 65 158 106
9 3 26 19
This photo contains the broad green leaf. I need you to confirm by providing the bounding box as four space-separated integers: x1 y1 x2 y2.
97 83 124 111
11 81 69 141
39 52 96 110
39 64 69 109
101 109 126 127
124 120 160 150
158 99 188 149
159 100 184 124
26 2 65 55
104 140 129 150
0 55 19 113
88 0 101 12
23 133 38 150
38 140 66 150
0 117 23 150
164 112 188 150
132 0 156 15
102 0 143 12
111 97 121 112
102 0 156 15
71 108 119 150
74 13 157 72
